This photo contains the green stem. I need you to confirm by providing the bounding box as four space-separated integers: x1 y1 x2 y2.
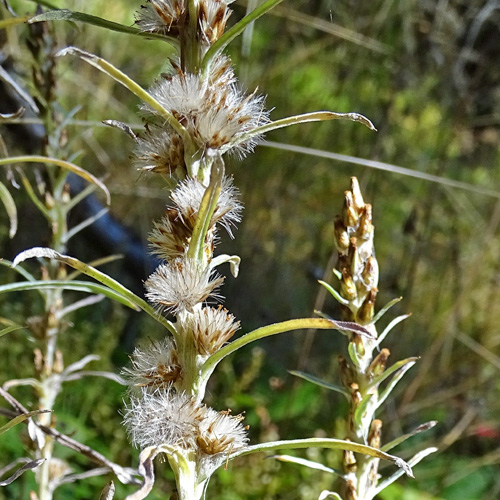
186 157 223 263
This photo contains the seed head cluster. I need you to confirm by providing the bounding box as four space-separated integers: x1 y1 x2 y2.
134 57 268 177
122 0 253 488
123 389 248 470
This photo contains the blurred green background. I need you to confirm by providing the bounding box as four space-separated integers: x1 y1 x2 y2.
1 0 499 499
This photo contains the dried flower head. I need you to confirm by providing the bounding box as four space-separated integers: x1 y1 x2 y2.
171 176 242 236
186 305 240 355
197 408 248 456
148 209 193 260
123 389 206 449
199 0 235 46
133 125 185 175
136 0 185 37
145 258 224 314
123 337 182 389
144 59 268 157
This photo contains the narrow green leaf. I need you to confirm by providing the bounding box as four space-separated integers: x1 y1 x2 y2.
201 318 341 381
376 314 411 346
353 393 373 429
225 111 376 153
382 421 438 452
202 0 284 73
374 447 438 495
348 342 362 369
230 438 413 477
0 279 140 311
371 297 402 325
376 362 416 410
288 370 349 399
29 9 142 36
370 357 419 389
12 248 176 334
66 254 123 281
187 157 223 262
0 325 24 338
0 410 50 435
318 279 349 306
56 47 189 145
0 156 110 205
0 63 39 114
0 181 17 238
28 7 175 42
18 171 51 219
272 455 344 477
0 259 37 282
0 15 30 29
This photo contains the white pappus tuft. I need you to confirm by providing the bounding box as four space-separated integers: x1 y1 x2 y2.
145 257 224 314
122 337 182 390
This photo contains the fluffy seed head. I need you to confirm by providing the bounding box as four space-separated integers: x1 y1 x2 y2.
122 337 182 390
123 389 206 449
148 209 193 260
171 176 242 237
186 305 240 355
145 59 269 157
197 408 248 456
133 125 185 176
145 258 224 314
136 0 185 36
199 0 235 46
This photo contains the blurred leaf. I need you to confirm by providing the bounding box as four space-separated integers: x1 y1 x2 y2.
0 325 24 339
0 410 50 435
29 9 142 35
0 156 110 205
0 108 25 121
382 421 438 452
0 66 39 113
289 370 349 399
0 279 140 310
0 182 17 238
0 458 45 486
272 454 344 477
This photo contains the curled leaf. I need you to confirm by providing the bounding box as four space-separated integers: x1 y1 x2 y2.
0 107 25 121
